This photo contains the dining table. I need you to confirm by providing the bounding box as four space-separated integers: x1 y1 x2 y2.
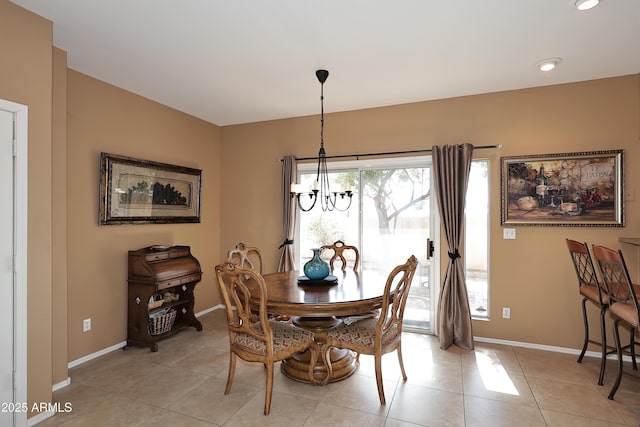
243 268 389 384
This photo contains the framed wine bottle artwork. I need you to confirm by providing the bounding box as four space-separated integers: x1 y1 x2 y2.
500 150 624 227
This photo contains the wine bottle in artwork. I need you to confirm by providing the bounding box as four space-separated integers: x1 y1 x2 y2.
536 166 549 206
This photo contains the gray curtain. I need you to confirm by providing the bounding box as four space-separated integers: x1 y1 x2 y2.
277 155 297 272
432 143 475 350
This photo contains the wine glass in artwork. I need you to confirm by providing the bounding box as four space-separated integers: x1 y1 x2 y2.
549 186 566 208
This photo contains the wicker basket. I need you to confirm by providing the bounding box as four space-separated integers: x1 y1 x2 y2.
148 308 176 335
148 295 164 310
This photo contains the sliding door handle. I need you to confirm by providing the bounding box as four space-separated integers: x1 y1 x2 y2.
426 238 435 260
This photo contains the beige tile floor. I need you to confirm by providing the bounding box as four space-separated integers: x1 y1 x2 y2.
39 310 640 426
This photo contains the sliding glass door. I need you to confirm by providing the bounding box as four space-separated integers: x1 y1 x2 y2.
361 164 432 330
297 157 436 333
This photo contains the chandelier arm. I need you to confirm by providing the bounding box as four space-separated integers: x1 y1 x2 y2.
331 193 353 212
295 190 319 212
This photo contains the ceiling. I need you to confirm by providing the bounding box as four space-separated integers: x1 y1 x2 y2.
11 0 640 126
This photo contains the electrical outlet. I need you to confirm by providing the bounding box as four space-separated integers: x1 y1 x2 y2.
502 307 511 319
83 318 91 332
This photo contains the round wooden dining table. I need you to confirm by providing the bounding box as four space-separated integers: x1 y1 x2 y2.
244 269 388 384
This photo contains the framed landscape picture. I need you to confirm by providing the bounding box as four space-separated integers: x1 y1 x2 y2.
99 153 202 225
500 150 624 227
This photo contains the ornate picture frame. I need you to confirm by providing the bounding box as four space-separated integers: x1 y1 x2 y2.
99 153 202 225
500 150 624 227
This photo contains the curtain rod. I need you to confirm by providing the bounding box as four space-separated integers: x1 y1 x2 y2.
286 144 503 162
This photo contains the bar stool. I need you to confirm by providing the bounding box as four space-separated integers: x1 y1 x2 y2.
592 245 640 399
566 239 611 385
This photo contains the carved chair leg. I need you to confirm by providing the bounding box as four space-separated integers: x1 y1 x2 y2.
264 362 274 415
320 344 333 385
307 344 320 385
375 355 386 405
397 343 407 382
225 352 237 395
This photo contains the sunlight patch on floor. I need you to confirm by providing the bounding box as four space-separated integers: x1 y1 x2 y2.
476 352 519 395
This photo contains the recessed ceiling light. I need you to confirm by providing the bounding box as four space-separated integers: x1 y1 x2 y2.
536 58 563 72
575 0 600 11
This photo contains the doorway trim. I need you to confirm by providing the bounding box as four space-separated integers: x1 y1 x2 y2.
1 98 28 427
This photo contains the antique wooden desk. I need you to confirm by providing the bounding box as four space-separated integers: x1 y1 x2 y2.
127 245 203 352
244 269 387 384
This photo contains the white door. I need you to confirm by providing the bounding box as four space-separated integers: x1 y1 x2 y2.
0 109 15 425
0 100 28 427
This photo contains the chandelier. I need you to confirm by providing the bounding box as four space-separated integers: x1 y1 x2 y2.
290 70 353 212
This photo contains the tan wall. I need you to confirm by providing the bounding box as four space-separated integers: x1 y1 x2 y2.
3 0 640 411
221 75 640 349
52 47 69 385
65 70 222 361
0 0 53 413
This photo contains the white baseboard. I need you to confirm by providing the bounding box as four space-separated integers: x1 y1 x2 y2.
27 410 54 426
63 305 225 375
475 336 581 355
52 377 71 392
195 304 224 317
475 335 633 362
67 341 127 370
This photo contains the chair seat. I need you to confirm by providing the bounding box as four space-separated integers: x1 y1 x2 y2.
327 317 399 347
610 302 640 329
580 283 609 305
233 321 315 354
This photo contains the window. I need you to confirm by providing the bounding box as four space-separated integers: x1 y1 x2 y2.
465 160 489 318
295 156 489 328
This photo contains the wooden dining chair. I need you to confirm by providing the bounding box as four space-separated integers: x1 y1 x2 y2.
321 255 418 404
591 245 640 399
565 239 611 385
227 242 263 273
215 262 319 415
321 240 360 272
227 242 292 322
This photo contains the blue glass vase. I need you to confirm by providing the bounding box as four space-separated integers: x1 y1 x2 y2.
303 248 330 280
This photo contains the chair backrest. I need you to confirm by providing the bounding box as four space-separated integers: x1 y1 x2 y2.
592 246 639 315
377 255 418 337
566 239 605 305
215 261 272 350
227 242 263 274
321 240 360 272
